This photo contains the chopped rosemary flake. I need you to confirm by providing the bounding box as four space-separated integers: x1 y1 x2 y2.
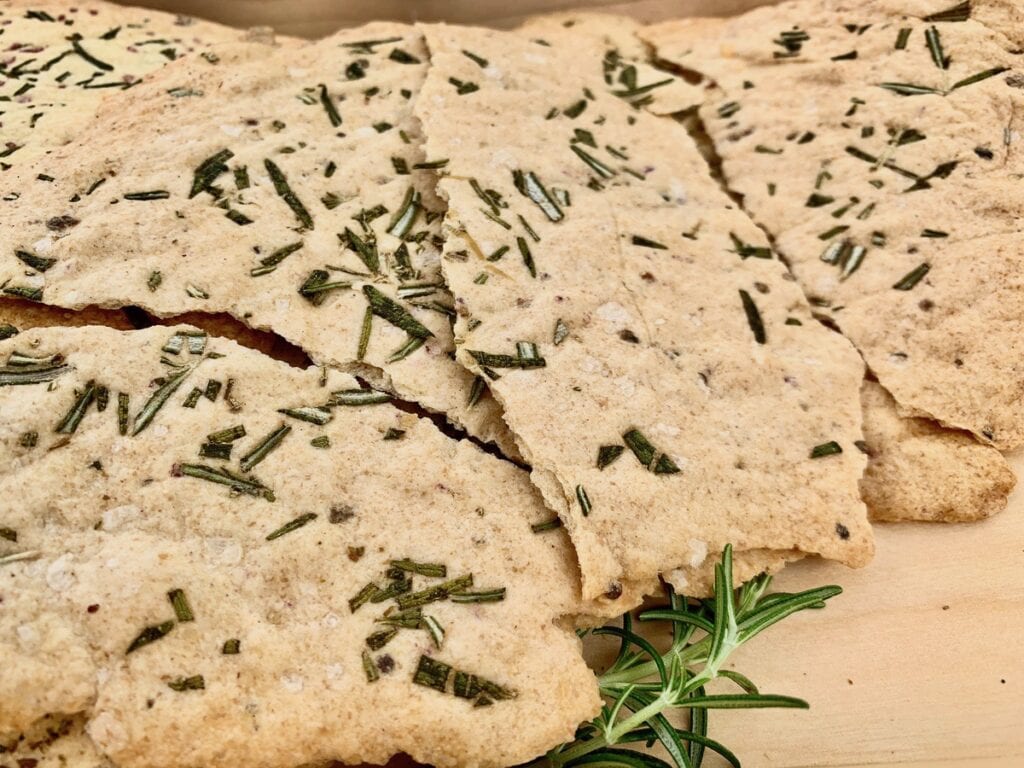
310 435 331 449
396 574 473 610
55 381 97 434
239 424 291 472
597 444 625 469
298 270 351 305
222 639 241 654
264 158 314 230
729 232 772 260
412 159 449 170
951 67 1008 91
819 225 849 241
451 588 506 604
423 615 445 649
449 77 479 95
468 348 546 370
391 559 447 577
452 670 516 703
234 166 250 190
623 429 657 468
386 187 421 238
383 427 406 442
318 83 342 127
570 145 616 179
168 675 205 692
895 27 912 49
2 286 43 302
126 620 174 654
330 389 391 406
0 325 18 341
178 463 274 501
278 406 332 425
185 284 209 299
739 289 766 344
878 82 942 96
921 229 949 238
923 2 971 22
14 249 56 272
810 441 843 458
370 575 413 602
189 148 233 198
531 518 563 533
0 527 16 542
553 318 569 346
653 454 681 475
576 485 592 517
167 588 194 622
925 26 948 69
376 607 423 629
831 50 858 61
363 285 433 339
182 388 203 409
805 193 834 208
413 655 451 692
349 582 381 613
199 441 232 460
252 241 303 276
631 235 667 250
18 431 37 448
117 392 129 435
147 271 162 291
893 263 931 290
124 190 170 201
266 512 317 541
462 49 488 68
467 376 487 409
513 170 564 222
363 650 381 682
132 366 193 435
367 628 398 650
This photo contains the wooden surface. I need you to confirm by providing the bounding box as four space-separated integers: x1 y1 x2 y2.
110 1 1024 765
685 452 1024 767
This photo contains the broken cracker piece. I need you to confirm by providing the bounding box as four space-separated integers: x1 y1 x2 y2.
417 23 872 602
0 23 516 457
0 324 602 768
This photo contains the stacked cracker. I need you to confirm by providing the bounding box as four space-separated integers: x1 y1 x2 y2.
0 1 1016 767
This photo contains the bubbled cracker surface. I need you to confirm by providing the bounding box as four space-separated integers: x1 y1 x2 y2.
643 0 1024 450
0 23 517 456
0 0 242 169
0 325 602 768
417 23 872 602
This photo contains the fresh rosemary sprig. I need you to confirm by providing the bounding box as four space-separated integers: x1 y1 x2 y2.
543 545 841 768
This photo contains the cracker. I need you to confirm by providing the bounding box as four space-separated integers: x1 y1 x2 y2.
0 0 244 169
516 12 703 115
860 380 1015 522
0 324 602 767
0 23 517 457
416 23 872 602
643 1 1024 450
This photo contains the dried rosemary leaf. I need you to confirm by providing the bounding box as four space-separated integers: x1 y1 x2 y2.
167 588 194 622
132 366 193 435
810 441 843 458
362 285 433 339
597 444 625 469
264 158 314 230
265 512 317 541
126 620 174 654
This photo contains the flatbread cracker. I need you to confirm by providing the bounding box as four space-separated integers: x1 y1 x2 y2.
416 23 872 602
0 324 601 768
860 380 1015 522
0 0 245 169
0 23 517 456
516 12 703 115
643 1 1024 450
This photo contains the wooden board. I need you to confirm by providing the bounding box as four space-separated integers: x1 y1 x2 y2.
101 2 1019 765
684 452 1024 767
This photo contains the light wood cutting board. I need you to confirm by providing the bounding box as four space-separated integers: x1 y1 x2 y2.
109 2 1024 765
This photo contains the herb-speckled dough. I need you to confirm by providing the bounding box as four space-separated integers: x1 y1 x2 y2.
643 0 1024 451
417 23 872 603
0 325 601 768
0 0 244 169
0 23 518 457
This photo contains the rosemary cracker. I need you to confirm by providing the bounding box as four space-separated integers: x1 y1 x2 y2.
643 1 1024 452
516 12 703 115
0 23 516 456
0 324 601 768
417 24 872 602
0 0 242 169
